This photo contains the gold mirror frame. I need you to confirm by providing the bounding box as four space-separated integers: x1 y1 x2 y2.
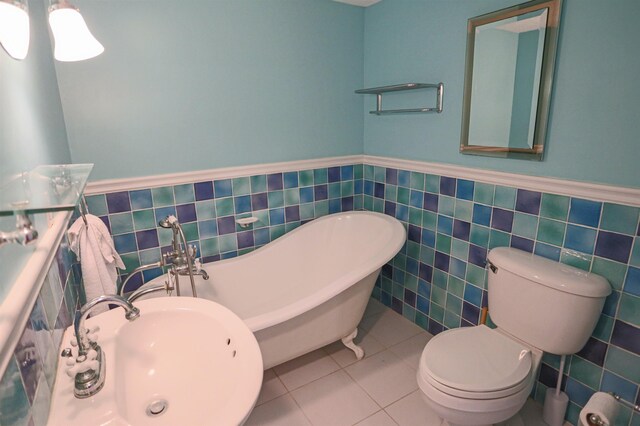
460 0 562 160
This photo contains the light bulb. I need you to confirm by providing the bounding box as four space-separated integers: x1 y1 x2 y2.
0 0 30 60
49 2 103 62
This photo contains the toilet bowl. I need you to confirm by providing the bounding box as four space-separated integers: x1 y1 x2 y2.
417 325 542 426
415 247 611 426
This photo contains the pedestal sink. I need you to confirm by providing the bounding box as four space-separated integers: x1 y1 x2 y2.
48 297 263 425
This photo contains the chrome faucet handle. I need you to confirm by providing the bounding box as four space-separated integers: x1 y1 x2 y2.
165 272 175 293
85 328 100 344
162 250 176 263
75 325 100 342
66 349 99 377
191 259 209 280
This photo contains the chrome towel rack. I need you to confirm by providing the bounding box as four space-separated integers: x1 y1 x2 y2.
355 82 444 115
79 197 89 227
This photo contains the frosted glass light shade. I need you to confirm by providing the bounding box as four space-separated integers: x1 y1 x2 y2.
0 0 29 60
49 4 103 62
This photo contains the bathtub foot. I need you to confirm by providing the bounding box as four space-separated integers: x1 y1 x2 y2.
341 329 364 360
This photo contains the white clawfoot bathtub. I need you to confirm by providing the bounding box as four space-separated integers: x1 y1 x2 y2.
143 211 406 369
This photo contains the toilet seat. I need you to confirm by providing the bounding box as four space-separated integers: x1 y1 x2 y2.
421 368 530 400
418 325 533 400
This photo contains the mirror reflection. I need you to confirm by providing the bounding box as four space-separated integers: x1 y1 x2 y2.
460 0 561 160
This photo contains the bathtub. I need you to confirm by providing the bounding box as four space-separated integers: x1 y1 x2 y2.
143 211 406 369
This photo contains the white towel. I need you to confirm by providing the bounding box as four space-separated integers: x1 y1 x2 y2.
67 214 125 314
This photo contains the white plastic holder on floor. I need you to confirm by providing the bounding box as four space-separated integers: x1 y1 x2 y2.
543 354 569 426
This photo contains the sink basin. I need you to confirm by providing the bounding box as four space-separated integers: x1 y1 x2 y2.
48 297 263 425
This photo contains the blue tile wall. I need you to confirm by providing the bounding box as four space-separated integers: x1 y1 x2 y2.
84 164 364 293
363 164 640 426
0 232 83 426
83 161 639 425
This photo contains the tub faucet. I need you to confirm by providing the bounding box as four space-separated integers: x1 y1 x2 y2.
70 295 140 398
117 215 207 298
157 215 200 297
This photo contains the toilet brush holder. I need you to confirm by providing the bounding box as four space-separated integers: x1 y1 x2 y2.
543 388 569 426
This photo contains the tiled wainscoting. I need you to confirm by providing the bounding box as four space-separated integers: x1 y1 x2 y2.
0 236 82 426
77 158 640 425
83 163 365 292
360 164 640 426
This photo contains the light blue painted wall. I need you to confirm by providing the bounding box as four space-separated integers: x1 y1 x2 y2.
363 0 640 188
56 0 365 181
0 0 70 183
0 0 71 297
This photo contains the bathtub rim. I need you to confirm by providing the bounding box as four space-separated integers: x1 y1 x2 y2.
146 211 406 332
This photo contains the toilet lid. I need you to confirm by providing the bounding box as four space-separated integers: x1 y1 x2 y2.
421 325 532 393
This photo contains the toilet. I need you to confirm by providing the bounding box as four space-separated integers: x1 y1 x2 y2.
417 247 611 426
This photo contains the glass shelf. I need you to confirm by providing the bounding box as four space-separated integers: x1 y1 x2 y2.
0 164 94 216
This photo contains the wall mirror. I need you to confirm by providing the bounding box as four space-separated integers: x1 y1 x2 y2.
460 0 561 160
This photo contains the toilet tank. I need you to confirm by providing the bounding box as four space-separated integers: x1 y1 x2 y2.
487 247 611 355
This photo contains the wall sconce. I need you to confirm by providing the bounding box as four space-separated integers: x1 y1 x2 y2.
0 0 103 62
0 0 30 60
48 0 104 62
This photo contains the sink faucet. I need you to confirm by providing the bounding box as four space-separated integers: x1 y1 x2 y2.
70 295 140 398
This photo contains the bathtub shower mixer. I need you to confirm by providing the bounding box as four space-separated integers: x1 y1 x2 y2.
157 215 203 297
117 216 208 300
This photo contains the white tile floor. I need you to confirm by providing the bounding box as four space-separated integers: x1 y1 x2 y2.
245 298 565 426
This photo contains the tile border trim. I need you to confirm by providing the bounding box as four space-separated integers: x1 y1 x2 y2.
363 155 640 207
85 155 364 195
86 154 640 207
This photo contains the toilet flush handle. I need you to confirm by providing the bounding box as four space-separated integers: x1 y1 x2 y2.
487 260 498 274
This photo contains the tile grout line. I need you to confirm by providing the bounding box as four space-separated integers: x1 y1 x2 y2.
357 409 400 426
288 386 316 426
272 351 387 425
253 303 430 425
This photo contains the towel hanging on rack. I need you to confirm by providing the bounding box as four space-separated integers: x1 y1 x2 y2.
68 213 125 314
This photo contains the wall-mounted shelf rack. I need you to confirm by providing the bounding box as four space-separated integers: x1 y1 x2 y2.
0 164 94 216
355 82 444 115
0 163 93 247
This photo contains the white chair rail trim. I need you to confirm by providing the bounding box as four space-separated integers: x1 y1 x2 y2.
85 155 363 195
363 155 640 207
85 154 640 207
